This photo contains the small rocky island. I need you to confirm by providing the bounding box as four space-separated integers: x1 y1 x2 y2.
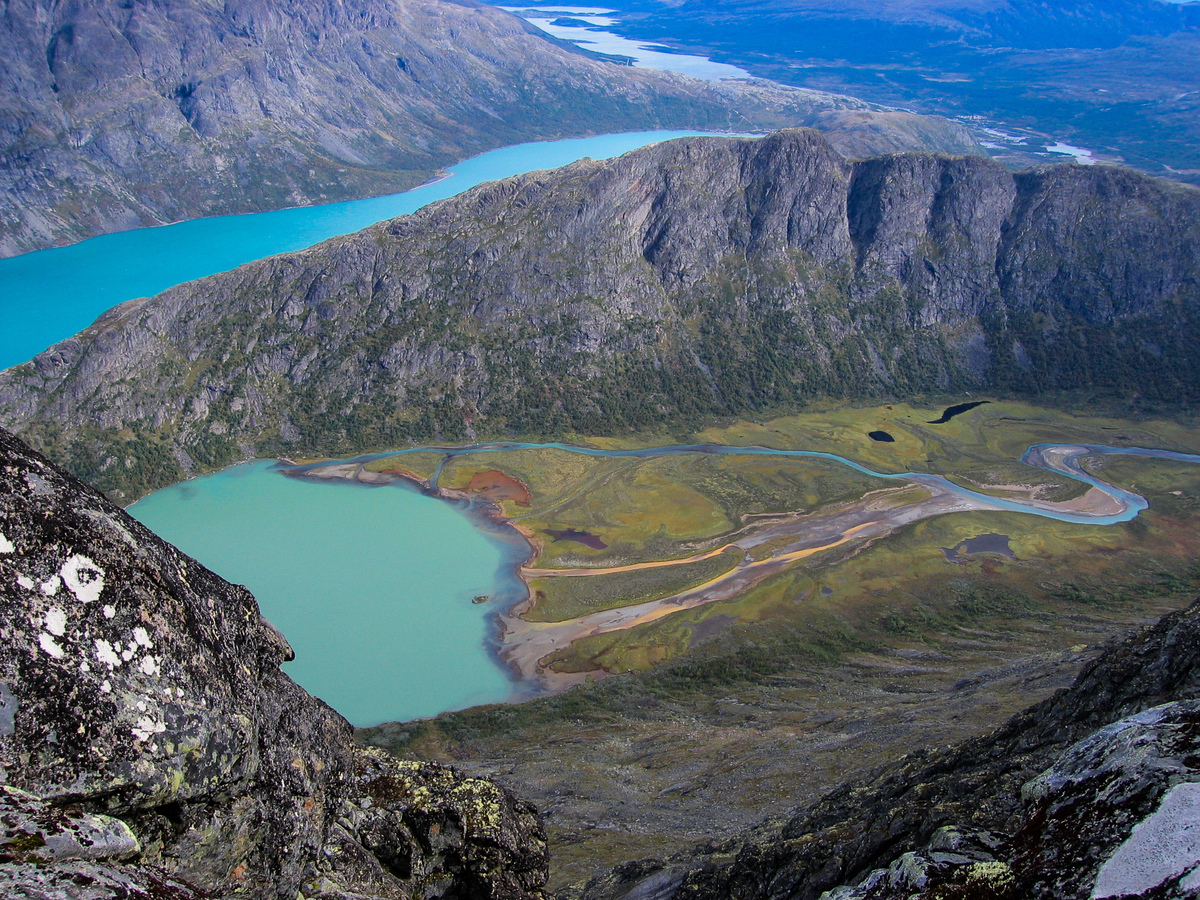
2 422 1200 899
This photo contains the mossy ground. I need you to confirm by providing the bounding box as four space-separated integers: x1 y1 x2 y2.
358 399 1200 890
370 400 1200 674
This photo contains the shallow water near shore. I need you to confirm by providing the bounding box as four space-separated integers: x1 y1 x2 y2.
129 459 523 725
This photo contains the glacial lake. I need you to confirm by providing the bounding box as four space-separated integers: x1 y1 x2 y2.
0 130 731 370
501 6 754 80
129 460 526 725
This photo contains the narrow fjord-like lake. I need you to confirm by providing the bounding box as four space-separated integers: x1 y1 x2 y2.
0 130 724 370
0 130 746 724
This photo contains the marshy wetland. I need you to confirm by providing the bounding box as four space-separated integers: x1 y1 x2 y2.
351 399 1200 888
292 399 1200 686
131 397 1200 887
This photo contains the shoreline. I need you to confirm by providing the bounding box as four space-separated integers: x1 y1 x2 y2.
277 439 1192 699
278 457 550 693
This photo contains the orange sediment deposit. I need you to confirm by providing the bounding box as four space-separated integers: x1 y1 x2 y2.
523 543 735 578
466 470 533 506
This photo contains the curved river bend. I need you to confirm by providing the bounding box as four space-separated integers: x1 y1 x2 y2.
132 439 1200 725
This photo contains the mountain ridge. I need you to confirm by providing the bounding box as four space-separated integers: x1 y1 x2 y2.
0 0 977 257
2 129 1198 501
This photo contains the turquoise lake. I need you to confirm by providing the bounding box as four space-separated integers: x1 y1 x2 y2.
0 129 751 726
0 130 725 370
129 460 523 725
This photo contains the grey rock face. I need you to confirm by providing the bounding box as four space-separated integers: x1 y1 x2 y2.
0 426 548 898
592 599 1200 900
1 129 1197 503
1017 700 1200 899
0 0 978 257
802 700 1200 900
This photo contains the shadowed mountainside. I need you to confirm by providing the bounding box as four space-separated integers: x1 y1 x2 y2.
567 597 1200 900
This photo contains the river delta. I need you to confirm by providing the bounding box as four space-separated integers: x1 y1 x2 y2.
131 399 1200 725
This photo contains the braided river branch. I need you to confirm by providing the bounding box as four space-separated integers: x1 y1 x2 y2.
289 442 1200 686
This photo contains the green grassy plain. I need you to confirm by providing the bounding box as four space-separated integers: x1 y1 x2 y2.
368 400 1200 674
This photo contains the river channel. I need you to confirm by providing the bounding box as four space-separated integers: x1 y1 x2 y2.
132 438 1200 724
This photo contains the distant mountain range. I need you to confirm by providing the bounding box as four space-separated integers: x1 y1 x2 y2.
552 0 1200 178
2 129 1196 501
0 0 978 256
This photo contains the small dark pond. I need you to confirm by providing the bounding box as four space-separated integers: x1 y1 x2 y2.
928 400 990 424
545 528 608 550
942 533 1014 563
868 430 895 442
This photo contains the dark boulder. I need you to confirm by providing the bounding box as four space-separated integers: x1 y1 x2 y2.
0 426 548 898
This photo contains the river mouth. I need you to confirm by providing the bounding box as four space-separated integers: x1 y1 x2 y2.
201 435 1195 716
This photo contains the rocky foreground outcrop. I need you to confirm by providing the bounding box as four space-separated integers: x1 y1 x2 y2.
0 425 548 899
569 598 1200 900
2 129 1198 502
2 414 1200 899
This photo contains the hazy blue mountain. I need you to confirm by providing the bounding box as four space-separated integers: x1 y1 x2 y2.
531 0 1200 179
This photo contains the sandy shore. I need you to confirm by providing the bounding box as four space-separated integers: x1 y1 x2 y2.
287 442 1157 692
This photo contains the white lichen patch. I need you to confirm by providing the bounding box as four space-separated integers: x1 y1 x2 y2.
1092 781 1200 898
139 655 160 676
94 639 121 669
100 680 112 694
40 575 61 596
39 632 65 659
16 574 34 590
132 714 166 742
133 627 153 649
0 532 13 554
964 861 1015 892
43 607 67 637
61 554 104 603
102 604 115 619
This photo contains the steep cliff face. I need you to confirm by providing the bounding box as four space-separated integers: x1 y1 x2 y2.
0 426 548 898
570 599 1200 900
1 129 1198 501
0 0 978 257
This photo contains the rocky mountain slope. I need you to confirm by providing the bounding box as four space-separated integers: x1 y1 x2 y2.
569 597 1200 900
3 420 1198 898
1 128 1197 501
0 0 977 257
0 424 547 898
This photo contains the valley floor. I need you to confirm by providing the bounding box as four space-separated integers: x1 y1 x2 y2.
355 398 1200 889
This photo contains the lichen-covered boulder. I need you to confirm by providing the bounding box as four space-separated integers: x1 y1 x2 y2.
0 426 547 898
1014 699 1200 899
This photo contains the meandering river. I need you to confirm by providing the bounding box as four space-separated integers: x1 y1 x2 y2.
131 438 1200 724
2 125 1183 726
